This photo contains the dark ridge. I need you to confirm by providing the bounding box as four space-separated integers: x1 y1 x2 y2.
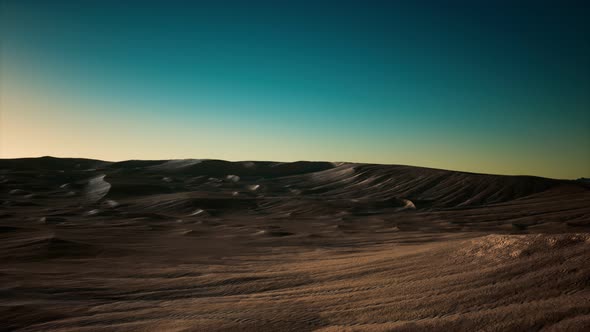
107 160 169 169
146 159 336 177
1 157 581 210
0 156 109 171
286 163 564 208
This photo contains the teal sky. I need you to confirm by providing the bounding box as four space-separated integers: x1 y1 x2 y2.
1 0 589 179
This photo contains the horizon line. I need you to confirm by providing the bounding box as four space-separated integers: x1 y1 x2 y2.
0 154 585 181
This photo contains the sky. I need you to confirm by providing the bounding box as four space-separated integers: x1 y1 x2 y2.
1 0 589 179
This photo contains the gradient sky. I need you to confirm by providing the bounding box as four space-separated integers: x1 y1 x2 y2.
1 0 589 179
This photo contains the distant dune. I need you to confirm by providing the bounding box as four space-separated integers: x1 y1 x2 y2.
1 157 589 331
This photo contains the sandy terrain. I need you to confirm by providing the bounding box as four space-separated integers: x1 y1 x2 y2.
1 157 589 331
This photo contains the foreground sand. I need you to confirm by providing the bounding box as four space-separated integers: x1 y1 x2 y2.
1 157 589 331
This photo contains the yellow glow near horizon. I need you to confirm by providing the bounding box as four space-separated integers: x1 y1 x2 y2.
1 70 588 180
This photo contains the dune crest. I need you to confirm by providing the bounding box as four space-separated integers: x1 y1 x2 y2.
83 174 111 203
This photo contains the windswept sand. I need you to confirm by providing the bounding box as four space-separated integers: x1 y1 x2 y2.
1 157 589 331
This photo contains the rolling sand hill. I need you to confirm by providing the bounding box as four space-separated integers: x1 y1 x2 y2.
1 157 589 331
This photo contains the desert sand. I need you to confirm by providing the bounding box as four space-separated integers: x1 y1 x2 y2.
1 157 589 331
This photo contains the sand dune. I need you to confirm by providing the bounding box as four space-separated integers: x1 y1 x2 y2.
1 157 589 331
